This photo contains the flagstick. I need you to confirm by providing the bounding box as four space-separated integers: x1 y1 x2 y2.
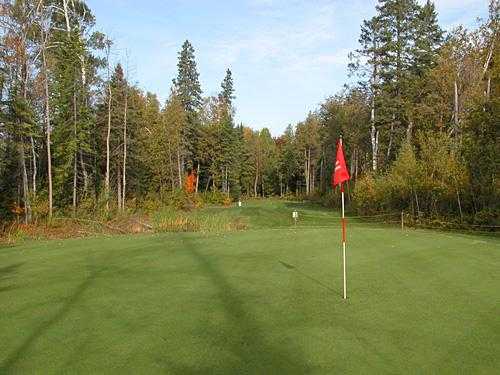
341 184 347 299
335 136 349 300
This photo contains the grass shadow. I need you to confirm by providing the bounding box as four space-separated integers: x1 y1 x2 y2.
0 263 24 294
0 260 102 372
172 235 311 374
278 261 340 296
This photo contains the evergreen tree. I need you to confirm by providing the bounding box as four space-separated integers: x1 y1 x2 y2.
172 40 202 169
173 40 202 113
412 0 443 76
219 68 235 107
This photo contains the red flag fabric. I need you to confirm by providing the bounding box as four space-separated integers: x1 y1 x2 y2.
332 140 350 188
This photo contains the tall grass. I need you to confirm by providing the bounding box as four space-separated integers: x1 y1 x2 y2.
152 208 246 233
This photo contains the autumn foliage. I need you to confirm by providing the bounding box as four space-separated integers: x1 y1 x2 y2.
185 171 196 193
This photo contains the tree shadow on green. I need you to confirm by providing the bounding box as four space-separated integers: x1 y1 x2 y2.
0 262 24 293
0 261 101 372
161 235 311 374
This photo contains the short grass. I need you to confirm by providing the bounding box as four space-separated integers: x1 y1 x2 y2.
1 200 499 374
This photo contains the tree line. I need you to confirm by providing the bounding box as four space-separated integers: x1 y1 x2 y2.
0 0 498 226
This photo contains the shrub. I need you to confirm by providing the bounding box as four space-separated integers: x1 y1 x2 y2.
223 196 233 207
473 208 499 226
353 174 380 215
199 190 226 205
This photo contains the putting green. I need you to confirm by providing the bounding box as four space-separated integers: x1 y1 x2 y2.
1 201 499 373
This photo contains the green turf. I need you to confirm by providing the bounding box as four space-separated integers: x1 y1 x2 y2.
1 201 499 374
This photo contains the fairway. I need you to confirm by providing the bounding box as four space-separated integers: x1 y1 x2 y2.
1 201 499 374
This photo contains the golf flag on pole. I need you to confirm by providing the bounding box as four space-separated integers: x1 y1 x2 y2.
332 139 350 189
332 138 350 299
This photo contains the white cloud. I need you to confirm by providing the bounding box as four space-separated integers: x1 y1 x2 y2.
209 2 340 72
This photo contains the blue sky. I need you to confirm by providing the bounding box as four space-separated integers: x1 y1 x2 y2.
88 0 488 135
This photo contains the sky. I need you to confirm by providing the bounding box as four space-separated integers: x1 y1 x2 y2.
87 0 489 136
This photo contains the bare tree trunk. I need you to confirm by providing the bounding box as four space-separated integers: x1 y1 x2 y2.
62 0 71 34
18 141 31 224
254 170 258 197
370 43 379 172
308 148 311 194
117 171 122 212
371 124 379 172
205 176 211 192
72 90 78 215
413 188 420 219
19 25 31 223
72 155 77 216
41 37 53 219
406 120 413 142
482 36 495 100
30 136 36 194
319 156 324 193
304 148 310 195
453 79 459 134
456 188 463 222
310 150 315 193
122 87 128 211
387 119 394 160
80 151 88 198
104 89 111 210
105 47 112 211
486 75 491 100
221 167 225 193
64 0 81 225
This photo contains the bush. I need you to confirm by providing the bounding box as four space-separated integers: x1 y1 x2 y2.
223 196 233 207
353 174 380 215
473 209 499 226
199 190 226 205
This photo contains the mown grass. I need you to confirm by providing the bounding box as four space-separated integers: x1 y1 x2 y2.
1 200 499 373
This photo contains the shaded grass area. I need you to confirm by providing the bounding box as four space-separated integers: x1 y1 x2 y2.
1 200 499 373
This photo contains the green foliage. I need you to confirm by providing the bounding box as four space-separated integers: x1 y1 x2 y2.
173 40 202 113
353 174 381 214
353 131 471 221
199 190 227 205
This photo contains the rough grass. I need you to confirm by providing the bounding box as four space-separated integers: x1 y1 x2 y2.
1 200 499 373
152 208 247 233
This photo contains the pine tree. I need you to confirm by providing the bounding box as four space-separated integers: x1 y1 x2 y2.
412 0 443 77
219 68 235 107
173 40 202 169
352 16 383 171
173 40 202 113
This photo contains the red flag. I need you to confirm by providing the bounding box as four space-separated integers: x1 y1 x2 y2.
332 140 350 188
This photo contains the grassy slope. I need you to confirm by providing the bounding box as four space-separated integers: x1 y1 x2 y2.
1 201 499 374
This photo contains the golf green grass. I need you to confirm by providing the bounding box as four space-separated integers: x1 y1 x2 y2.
1 201 499 374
